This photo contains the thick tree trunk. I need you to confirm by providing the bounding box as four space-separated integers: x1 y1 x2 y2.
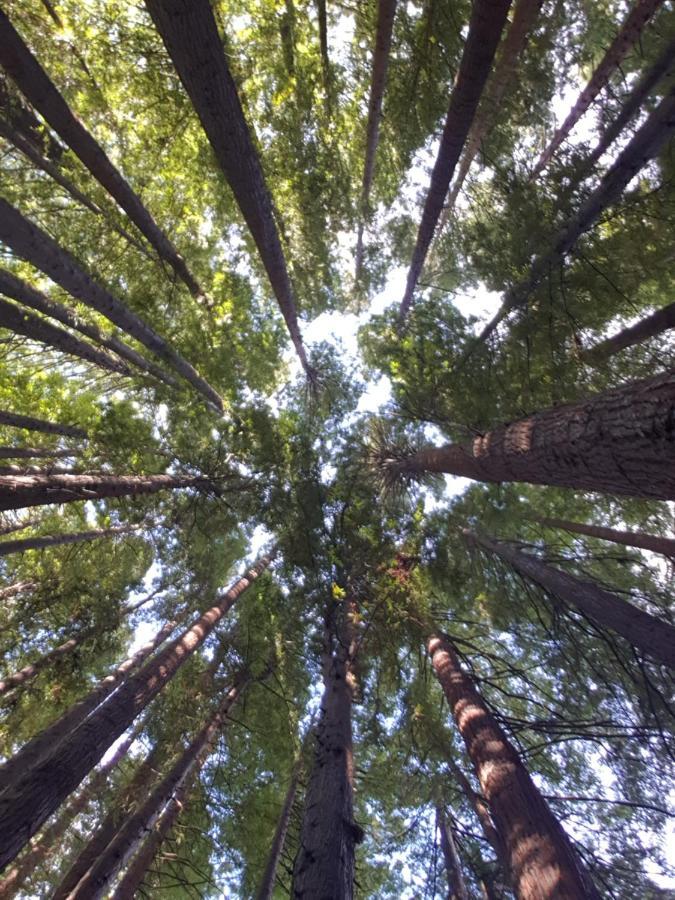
397 0 512 321
471 83 675 351
0 553 273 870
144 0 314 381
467 531 675 667
385 369 675 499
74 673 250 899
0 294 132 376
0 200 222 410
355 0 397 280
0 521 142 558
531 0 665 178
0 409 86 439
0 268 178 387
292 600 358 899
535 516 675 559
582 299 675 364
0 446 74 460
0 10 205 300
0 471 211 511
437 805 470 900
427 633 599 899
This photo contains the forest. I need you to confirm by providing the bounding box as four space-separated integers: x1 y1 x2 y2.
0 0 673 896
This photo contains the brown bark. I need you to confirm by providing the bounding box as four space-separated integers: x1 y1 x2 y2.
355 0 397 280
0 580 36 601
0 471 211 511
446 756 509 873
0 521 142 558
144 0 314 381
397 0 512 321
0 446 74 460
582 299 675 364
0 268 178 387
0 9 205 300
387 369 675 500
467 530 675 668
0 516 39 535
316 0 331 97
531 0 666 178
0 409 86 439
535 516 675 559
437 805 470 900
427 633 599 899
0 199 223 410
0 553 273 870
76 673 251 899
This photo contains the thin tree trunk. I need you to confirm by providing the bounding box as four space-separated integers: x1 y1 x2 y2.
0 409 86 439
446 756 509 874
355 0 397 280
427 633 599 899
468 83 675 354
1 630 93 698
582 299 675 364
0 446 74 460
437 805 470 900
292 599 358 899
0 9 206 300
0 200 223 410
466 530 675 668
0 471 212 511
0 521 142 558
397 0 512 321
0 553 273 870
436 0 543 236
535 516 675 559
530 0 665 178
382 368 675 500
0 268 179 387
0 516 40 535
316 0 331 98
144 0 314 381
0 294 132 376
0 580 36 601
76 673 251 899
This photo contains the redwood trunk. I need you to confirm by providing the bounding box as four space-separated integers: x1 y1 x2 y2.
531 0 665 177
0 200 223 410
0 409 85 439
0 10 205 300
427 633 598 899
467 531 675 667
390 369 675 499
437 805 469 900
446 756 509 874
397 0 512 320
535 516 675 559
144 0 313 380
582 300 675 364
0 580 35 601
0 554 272 870
0 446 74 460
0 521 142 558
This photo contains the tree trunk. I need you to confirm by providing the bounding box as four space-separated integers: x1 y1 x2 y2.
0 553 273 870
0 580 36 601
316 0 331 99
0 294 133 376
530 0 665 178
0 9 205 300
0 471 211 511
0 268 178 387
466 530 675 668
470 83 675 352
0 446 74 460
437 805 470 900
582 299 675 364
436 0 543 236
0 409 86 439
427 633 599 899
144 0 314 382
397 0 512 321
75 673 251 899
0 516 40 535
0 631 92 698
535 516 675 559
0 200 223 411
354 0 397 280
292 599 358 899
384 369 675 500
0 521 142 558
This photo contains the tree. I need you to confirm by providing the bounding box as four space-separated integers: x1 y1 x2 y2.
0 409 86 439
582 299 675 364
534 515 675 559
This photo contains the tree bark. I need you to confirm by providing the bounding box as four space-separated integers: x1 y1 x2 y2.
535 515 675 559
0 9 205 300
397 0 512 321
0 446 74 460
0 553 273 870
355 0 397 280
446 756 509 874
0 200 223 410
0 516 40 535
385 369 675 500
531 0 665 178
582 299 675 364
0 580 36 601
427 633 599 899
0 521 142 558
0 471 211 511
0 268 178 387
144 0 314 381
0 409 86 439
437 805 470 900
76 673 251 899
467 530 675 668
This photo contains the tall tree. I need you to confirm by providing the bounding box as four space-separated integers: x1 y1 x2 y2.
534 516 675 559
582 299 675 364
436 804 470 900
0 409 85 439
0 447 75 460
0 520 142 559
